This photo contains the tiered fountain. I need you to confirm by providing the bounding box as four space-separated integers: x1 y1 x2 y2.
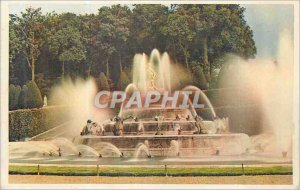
10 49 251 161
73 49 251 158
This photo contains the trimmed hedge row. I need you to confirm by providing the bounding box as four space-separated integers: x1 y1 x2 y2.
9 106 69 141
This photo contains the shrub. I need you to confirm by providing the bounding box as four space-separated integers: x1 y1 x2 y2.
9 84 16 110
120 71 130 90
13 85 21 109
173 66 192 90
26 81 43 109
97 72 110 91
191 62 208 90
18 85 28 109
35 73 51 97
216 61 244 89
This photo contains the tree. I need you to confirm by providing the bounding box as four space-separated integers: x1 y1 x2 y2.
8 5 257 92
209 5 256 69
162 8 195 70
26 81 43 108
176 5 256 82
79 14 99 77
110 5 131 73
12 8 48 81
195 5 218 81
48 14 86 77
205 5 256 80
9 15 22 64
131 5 169 53
95 6 130 78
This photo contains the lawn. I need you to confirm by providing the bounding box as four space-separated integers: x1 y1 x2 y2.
9 165 293 176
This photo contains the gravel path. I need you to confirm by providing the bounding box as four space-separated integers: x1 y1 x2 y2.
9 175 292 184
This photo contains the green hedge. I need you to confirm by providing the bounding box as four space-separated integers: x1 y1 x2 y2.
9 106 69 141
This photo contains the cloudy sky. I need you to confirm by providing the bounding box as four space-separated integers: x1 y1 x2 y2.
8 3 295 59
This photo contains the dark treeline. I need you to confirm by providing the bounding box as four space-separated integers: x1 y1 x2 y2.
9 4 256 101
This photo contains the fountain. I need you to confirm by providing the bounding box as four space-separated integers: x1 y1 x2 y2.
51 138 79 155
73 49 251 157
134 143 151 158
94 142 122 157
76 144 99 157
170 140 180 157
10 49 252 160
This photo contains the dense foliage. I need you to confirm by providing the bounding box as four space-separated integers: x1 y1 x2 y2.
9 4 256 95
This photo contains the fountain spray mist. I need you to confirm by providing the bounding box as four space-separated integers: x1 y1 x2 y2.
262 29 294 154
219 30 294 155
49 77 112 138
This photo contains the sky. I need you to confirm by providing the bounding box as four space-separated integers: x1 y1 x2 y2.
242 4 294 58
8 3 295 59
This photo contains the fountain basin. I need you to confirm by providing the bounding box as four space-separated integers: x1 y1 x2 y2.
74 133 250 157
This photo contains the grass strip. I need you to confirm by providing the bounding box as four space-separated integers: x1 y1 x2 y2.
9 165 292 177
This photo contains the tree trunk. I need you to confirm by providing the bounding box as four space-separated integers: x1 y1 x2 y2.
62 61 65 77
31 58 35 81
179 42 189 71
119 53 122 73
31 33 35 81
106 58 109 79
87 64 91 77
203 36 210 82
184 49 189 71
209 62 213 80
172 39 178 63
